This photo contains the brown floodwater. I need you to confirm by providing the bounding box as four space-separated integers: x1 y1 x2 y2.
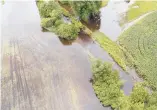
1 1 110 110
1 0 135 110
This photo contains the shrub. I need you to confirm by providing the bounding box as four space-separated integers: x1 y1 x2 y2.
70 1 102 21
92 59 124 109
41 18 54 28
37 1 59 18
56 23 79 40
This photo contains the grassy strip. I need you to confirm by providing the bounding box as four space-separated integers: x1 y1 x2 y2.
127 1 157 22
92 31 126 70
92 59 157 110
119 11 157 90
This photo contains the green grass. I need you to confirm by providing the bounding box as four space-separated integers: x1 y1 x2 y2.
92 31 126 70
127 1 157 22
119 11 157 90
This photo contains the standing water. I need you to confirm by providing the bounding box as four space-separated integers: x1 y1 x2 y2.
99 0 134 41
1 1 109 110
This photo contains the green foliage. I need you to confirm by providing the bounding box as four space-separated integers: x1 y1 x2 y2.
37 1 60 18
59 1 70 5
36 0 82 40
92 60 124 108
70 1 102 21
130 84 149 104
91 59 157 110
127 1 157 22
145 92 157 110
55 23 79 40
41 18 54 28
92 31 126 70
119 11 157 90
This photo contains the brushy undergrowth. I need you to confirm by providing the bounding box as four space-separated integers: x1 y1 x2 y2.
92 31 126 70
92 59 157 110
119 11 157 90
127 1 157 22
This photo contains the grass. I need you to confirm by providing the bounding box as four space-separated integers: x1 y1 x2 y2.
119 11 157 90
92 31 126 70
127 1 157 22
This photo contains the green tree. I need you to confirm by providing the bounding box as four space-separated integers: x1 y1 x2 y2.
70 1 102 21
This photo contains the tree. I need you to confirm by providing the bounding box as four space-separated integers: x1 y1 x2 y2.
70 1 102 21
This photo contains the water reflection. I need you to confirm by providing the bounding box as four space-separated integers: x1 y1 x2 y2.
81 13 101 31
1 1 107 110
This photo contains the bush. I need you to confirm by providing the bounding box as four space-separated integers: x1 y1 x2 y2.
71 1 102 21
37 1 60 18
41 18 55 28
145 92 157 110
56 23 79 40
91 59 157 110
92 59 124 109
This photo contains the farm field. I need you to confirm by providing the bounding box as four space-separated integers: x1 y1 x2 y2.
127 1 157 22
119 11 157 90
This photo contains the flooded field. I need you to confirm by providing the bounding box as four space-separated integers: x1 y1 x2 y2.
1 1 109 110
1 0 139 110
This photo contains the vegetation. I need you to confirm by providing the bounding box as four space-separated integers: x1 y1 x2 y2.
102 0 108 7
119 11 157 90
92 59 124 108
70 1 102 21
92 59 157 110
37 1 82 40
92 31 126 70
127 1 157 22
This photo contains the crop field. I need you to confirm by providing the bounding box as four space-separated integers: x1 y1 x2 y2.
127 1 157 22
92 31 126 70
119 11 157 90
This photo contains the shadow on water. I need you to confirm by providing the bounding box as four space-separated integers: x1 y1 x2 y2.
81 13 101 31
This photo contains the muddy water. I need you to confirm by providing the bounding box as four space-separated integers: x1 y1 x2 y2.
99 0 134 41
1 1 110 110
76 0 134 95
76 33 133 95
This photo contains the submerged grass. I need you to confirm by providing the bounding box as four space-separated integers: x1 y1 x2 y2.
127 1 157 22
119 11 157 90
92 31 126 70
